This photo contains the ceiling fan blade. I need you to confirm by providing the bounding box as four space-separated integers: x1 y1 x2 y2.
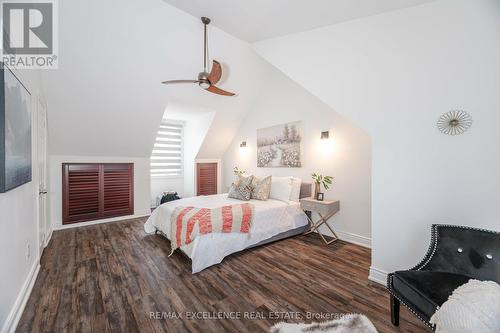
206 85 235 96
207 60 222 85
161 79 199 84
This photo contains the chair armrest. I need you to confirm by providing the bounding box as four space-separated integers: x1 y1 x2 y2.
409 224 440 271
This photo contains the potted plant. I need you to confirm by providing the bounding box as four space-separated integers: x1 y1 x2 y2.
233 166 245 177
311 173 333 200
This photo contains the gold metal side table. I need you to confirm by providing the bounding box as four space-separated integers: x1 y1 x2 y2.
300 198 340 245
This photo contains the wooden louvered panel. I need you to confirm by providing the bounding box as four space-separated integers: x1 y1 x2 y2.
63 164 100 223
196 163 217 196
62 163 134 224
102 164 133 218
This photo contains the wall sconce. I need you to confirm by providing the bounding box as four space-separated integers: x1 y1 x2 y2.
320 131 330 140
240 141 247 148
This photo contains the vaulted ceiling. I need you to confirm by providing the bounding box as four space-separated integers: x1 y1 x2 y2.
42 0 270 158
43 0 436 159
162 0 436 42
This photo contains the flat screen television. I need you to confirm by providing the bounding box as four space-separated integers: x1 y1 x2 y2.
0 65 32 193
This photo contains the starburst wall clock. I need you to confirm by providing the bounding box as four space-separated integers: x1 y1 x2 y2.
437 110 473 135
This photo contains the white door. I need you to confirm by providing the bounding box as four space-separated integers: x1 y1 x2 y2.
37 99 48 251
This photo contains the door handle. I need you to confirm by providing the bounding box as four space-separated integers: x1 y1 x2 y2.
39 190 48 195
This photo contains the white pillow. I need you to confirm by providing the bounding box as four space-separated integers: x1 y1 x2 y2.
289 177 302 202
270 176 293 202
430 279 500 333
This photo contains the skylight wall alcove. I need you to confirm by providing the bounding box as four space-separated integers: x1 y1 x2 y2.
150 103 215 206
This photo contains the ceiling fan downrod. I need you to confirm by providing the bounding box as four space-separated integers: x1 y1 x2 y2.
201 17 211 73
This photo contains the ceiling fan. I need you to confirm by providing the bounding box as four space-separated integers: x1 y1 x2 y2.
162 17 235 96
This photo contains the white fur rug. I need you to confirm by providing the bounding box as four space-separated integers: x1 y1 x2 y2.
430 279 500 333
269 314 378 333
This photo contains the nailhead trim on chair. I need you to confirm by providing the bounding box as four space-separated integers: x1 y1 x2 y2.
387 274 435 330
386 224 500 331
411 225 439 271
411 224 500 271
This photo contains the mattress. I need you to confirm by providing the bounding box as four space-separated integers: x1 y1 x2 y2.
144 194 308 273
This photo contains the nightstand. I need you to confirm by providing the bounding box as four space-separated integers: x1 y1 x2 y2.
300 198 340 245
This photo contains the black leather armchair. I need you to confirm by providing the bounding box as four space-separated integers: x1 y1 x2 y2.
387 224 500 330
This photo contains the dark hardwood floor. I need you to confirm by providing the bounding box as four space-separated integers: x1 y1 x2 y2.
17 217 427 333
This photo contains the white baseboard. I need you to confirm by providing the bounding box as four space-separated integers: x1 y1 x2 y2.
315 227 371 248
335 230 371 248
53 209 151 231
1 261 40 333
368 266 388 286
44 226 53 248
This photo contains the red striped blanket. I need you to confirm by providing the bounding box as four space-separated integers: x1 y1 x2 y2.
169 203 254 256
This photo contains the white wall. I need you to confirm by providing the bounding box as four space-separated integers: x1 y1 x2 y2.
253 0 500 282
49 155 151 230
184 112 216 197
222 62 372 245
0 69 45 332
151 177 184 207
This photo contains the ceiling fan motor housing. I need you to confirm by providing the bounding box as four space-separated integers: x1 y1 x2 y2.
198 71 210 88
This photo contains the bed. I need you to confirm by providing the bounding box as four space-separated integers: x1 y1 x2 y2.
144 183 311 273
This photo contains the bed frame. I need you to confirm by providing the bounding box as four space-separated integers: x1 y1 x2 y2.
247 182 312 248
154 182 312 259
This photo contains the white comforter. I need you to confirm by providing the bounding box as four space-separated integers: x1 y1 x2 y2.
144 194 308 273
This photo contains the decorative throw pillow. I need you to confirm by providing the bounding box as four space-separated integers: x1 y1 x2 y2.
235 174 253 186
251 176 272 200
228 175 253 201
269 176 293 202
289 177 302 202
